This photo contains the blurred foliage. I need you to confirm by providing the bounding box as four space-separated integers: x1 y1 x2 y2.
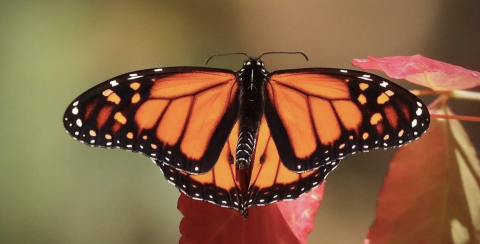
1 1 479 243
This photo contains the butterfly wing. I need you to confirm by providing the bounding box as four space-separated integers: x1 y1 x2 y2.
265 68 430 173
246 116 336 208
156 123 242 209
63 67 239 174
158 117 336 212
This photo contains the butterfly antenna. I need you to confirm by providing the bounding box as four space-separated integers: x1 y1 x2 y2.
205 52 250 65
258 51 309 61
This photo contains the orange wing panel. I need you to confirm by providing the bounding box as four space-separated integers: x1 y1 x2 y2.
332 100 362 132
271 73 350 99
211 139 237 191
97 105 113 129
150 72 234 99
135 99 169 129
384 105 399 130
270 83 316 158
156 96 192 146
309 97 341 145
181 83 231 160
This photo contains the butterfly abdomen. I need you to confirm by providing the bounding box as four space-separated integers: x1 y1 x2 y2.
235 61 268 171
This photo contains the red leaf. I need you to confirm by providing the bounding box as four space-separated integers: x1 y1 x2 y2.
178 184 325 244
352 55 480 91
277 183 326 244
366 99 480 243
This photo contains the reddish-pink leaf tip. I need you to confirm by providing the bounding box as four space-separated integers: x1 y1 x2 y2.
352 55 480 90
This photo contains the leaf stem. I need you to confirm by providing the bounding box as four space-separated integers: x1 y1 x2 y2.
450 90 480 101
431 114 480 123
410 89 480 102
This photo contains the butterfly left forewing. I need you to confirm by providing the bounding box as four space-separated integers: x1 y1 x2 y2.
63 67 239 174
265 68 430 173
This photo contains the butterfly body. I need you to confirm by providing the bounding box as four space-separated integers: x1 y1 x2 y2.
234 58 269 206
64 55 430 216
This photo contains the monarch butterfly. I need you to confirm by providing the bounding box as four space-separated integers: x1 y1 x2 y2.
63 52 430 217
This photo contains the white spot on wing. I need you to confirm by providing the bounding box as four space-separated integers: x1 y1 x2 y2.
154 68 163 72
128 74 143 80
340 69 348 73
416 107 422 116
76 119 82 127
412 119 418 127
380 81 388 87
110 80 119 87
359 76 373 81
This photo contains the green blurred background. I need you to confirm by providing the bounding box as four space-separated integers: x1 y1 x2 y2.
1 1 479 243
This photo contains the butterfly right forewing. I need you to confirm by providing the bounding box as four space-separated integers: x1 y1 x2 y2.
265 68 430 173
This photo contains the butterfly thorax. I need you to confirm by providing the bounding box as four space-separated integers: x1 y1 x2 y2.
235 59 268 172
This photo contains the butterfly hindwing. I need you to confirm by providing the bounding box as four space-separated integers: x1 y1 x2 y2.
157 121 245 210
247 116 336 206
265 68 430 173
63 67 239 174
157 117 336 212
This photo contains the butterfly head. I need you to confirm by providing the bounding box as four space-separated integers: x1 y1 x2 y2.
242 57 265 67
